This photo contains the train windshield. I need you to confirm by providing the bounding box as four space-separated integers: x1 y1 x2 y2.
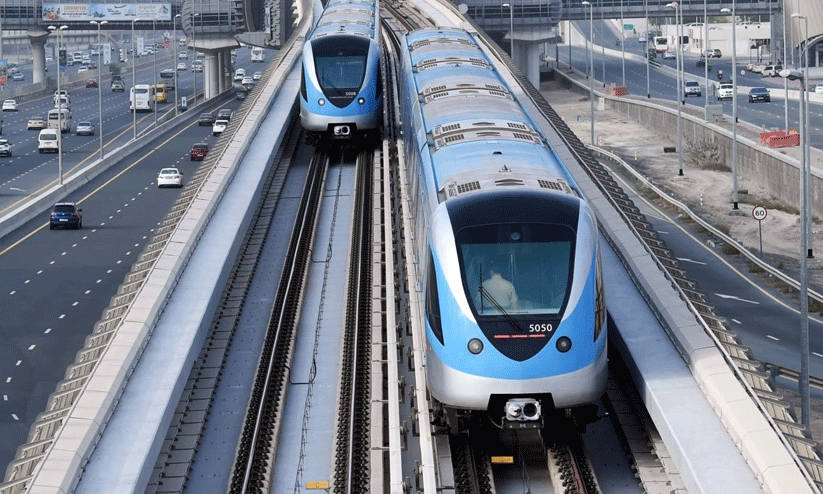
457 223 575 316
312 37 369 107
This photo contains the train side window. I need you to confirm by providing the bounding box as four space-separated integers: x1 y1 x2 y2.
426 251 444 344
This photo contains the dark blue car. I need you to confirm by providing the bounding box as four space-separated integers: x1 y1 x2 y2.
748 87 771 103
49 202 82 230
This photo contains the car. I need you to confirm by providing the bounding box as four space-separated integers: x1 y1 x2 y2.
233 73 244 82
761 65 783 77
2 99 18 111
27 115 46 130
638 37 647 44
192 60 203 72
217 108 233 121
814 84 823 94
212 119 228 136
177 62 187 71
684 81 701 97
0 139 12 157
717 83 734 101
253 71 262 81
190 142 209 160
748 87 771 103
157 167 183 188
747 62 766 73
88 62 97 69
111 80 125 92
198 112 215 126
76 121 95 136
236 89 247 100
179 51 188 59
49 202 82 230
77 66 88 73
242 76 254 85
85 78 98 88
710 49 722 58
662 51 676 60
235 68 246 78
111 75 124 86
11 72 23 81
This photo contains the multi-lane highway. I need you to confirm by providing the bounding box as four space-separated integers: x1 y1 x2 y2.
568 20 823 148
0 45 267 472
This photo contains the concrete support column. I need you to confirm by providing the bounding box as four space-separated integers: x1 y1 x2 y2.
28 29 51 86
204 52 219 99
219 50 229 92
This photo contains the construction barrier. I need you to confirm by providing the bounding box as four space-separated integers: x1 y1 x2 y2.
760 130 787 143
768 133 800 148
606 85 628 97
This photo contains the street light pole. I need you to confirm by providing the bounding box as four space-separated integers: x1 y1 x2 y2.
704 0 708 106
583 1 593 146
91 20 107 160
132 18 140 142
600 0 605 87
502 3 513 59
192 13 200 107
780 65 810 430
620 0 625 86
152 18 157 130
48 25 67 185
645 0 650 98
667 2 683 176
721 6 738 210
793 12 812 258
173 14 180 117
783 2 789 133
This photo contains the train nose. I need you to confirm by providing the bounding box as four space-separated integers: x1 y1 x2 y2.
333 125 351 137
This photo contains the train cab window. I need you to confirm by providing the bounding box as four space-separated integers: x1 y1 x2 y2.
312 36 369 106
457 223 574 317
425 252 444 344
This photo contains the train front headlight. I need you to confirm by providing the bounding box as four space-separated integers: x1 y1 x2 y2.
504 399 541 422
358 97 365 105
467 338 483 354
318 98 325 106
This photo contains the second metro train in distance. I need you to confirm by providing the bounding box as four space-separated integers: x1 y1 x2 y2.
299 0 382 138
398 26 607 432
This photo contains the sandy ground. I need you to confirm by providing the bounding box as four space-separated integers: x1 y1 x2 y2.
538 80 823 441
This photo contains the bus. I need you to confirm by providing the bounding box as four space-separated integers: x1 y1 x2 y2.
654 36 669 53
47 108 72 132
130 84 152 112
251 47 264 62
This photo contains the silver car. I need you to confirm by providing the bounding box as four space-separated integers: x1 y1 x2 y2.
76 121 95 136
157 168 183 188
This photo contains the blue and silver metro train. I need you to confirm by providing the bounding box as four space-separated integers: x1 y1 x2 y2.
300 0 382 138
398 27 607 430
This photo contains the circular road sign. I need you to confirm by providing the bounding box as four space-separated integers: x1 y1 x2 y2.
752 206 767 221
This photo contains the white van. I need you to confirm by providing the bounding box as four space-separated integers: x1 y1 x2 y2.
38 129 60 153
47 108 72 132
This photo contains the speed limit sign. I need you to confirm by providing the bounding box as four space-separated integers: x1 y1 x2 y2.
752 206 767 221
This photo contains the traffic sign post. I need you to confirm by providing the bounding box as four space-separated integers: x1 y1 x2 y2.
752 206 767 259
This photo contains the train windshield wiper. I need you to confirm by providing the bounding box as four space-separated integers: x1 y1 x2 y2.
478 284 523 332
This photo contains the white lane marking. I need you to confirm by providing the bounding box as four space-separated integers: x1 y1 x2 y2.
107 269 112 273
9 188 24 191
5 378 10 383
44 328 51 334
82 236 88 240
3 396 6 401
676 257 707 265
59 314 65 319
714 293 759 304
11 414 18 421
61 252 66 256
8 291 14 295
72 244 77 248
49 261 55 265
24 280 29 284
732 318 742 324
72 302 79 306
85 290 91 294
15 361 21 366
37 270 42 274
27 345 35 351
814 352 823 358
109 216 114 220
96 279 102 283
767 335 779 341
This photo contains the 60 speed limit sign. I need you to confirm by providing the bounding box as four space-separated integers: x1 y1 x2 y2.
752 206 767 221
